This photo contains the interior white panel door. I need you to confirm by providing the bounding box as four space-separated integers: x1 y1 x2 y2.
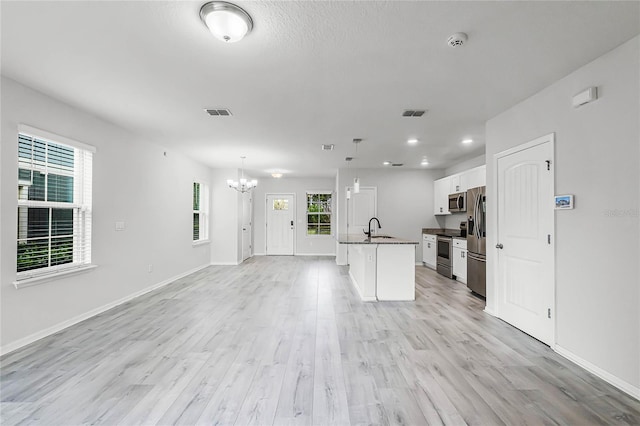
242 192 252 261
266 194 295 255
347 187 377 235
496 134 554 346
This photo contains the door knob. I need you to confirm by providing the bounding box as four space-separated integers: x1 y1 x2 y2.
496 243 504 249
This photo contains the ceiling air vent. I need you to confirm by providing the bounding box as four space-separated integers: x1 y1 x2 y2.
392 163 404 167
322 144 335 151
205 108 232 116
345 157 353 162
402 110 426 117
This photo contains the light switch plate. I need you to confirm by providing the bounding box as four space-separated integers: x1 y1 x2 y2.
115 221 126 231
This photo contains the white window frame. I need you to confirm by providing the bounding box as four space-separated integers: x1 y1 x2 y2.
306 190 332 237
15 125 96 288
193 181 209 245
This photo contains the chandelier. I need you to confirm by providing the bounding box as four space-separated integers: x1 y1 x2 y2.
227 156 257 193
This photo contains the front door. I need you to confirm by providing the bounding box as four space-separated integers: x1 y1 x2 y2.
496 133 555 346
266 194 295 255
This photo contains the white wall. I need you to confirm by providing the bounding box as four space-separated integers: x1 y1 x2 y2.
486 36 639 394
209 168 243 265
253 177 336 256
444 154 486 176
0 77 212 352
336 168 442 263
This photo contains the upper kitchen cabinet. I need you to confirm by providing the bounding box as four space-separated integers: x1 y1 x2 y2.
434 176 452 215
434 165 486 215
465 165 486 190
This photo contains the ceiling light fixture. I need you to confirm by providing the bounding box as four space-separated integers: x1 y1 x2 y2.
227 156 257 193
200 1 253 43
407 138 418 145
383 161 391 166
462 138 473 144
352 139 362 193
271 173 283 179
421 159 429 166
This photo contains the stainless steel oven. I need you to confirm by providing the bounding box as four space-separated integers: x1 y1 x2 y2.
436 235 453 278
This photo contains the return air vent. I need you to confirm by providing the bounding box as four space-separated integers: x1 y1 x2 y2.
392 163 404 167
322 144 335 151
402 110 426 117
345 157 353 162
205 108 232 116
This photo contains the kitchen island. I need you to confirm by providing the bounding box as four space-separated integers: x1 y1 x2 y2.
337 234 418 301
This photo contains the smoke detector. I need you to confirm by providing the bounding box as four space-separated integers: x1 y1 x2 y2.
447 32 468 48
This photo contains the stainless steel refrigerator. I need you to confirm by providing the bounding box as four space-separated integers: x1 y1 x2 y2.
466 186 486 297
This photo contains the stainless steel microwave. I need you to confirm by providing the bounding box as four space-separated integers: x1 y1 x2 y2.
448 192 466 212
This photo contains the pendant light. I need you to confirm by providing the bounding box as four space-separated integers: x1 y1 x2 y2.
200 1 253 43
353 139 362 193
227 156 257 193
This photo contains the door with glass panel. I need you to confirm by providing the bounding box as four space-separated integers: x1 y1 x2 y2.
266 194 295 255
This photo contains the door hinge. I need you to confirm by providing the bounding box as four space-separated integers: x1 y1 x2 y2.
548 308 551 319
547 234 551 244
545 160 551 171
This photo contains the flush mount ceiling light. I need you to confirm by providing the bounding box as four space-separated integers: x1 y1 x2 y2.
407 138 418 145
383 161 391 166
271 173 283 179
462 138 473 144
421 158 429 166
200 1 253 43
227 156 257 193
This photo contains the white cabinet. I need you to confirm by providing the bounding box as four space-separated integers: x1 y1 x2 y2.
434 177 451 215
452 238 468 283
434 166 486 217
422 234 437 270
465 165 486 190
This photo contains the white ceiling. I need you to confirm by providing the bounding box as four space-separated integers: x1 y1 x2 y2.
2 1 639 177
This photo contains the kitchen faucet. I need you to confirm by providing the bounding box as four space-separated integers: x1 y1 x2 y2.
365 217 382 240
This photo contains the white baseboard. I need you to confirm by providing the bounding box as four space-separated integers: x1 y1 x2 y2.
348 270 376 302
210 261 240 266
295 253 336 257
554 345 640 401
483 306 498 317
0 263 210 357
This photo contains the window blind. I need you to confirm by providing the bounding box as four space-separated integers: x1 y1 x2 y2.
17 131 93 279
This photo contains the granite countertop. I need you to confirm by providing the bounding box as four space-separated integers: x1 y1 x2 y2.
337 234 419 245
422 228 466 239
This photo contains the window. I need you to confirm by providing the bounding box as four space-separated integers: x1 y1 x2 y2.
306 192 332 235
193 182 209 242
16 127 94 281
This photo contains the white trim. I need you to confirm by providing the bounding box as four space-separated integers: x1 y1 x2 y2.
555 345 640 401
348 270 377 302
1 263 210 356
14 264 98 289
294 253 336 257
483 306 498 317
18 124 97 153
210 261 241 266
192 239 210 247
253 252 266 256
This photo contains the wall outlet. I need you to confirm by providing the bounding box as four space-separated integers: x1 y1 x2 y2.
148 264 153 273
115 221 125 231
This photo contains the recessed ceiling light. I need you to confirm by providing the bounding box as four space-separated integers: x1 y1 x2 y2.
462 139 473 144
383 161 391 166
421 159 429 166
271 173 283 178
200 1 253 43
407 138 418 145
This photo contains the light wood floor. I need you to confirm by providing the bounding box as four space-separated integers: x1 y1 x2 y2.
1 256 639 425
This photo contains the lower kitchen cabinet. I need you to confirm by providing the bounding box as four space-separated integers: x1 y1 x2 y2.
422 233 437 270
452 238 467 283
